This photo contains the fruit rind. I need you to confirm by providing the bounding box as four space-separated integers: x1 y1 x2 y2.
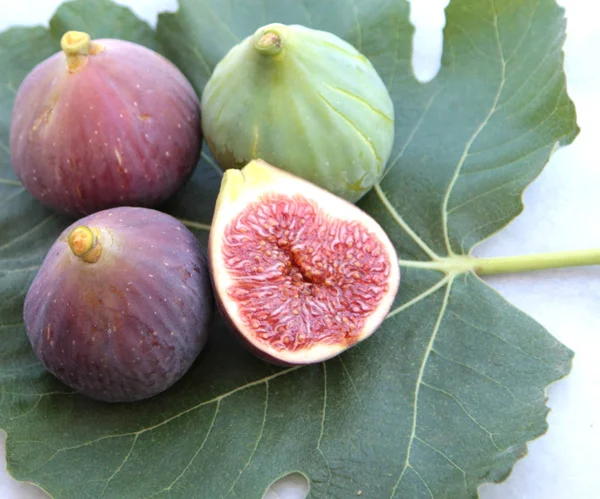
210 160 400 365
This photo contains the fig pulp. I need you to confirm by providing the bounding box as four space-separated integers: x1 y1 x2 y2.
209 160 400 365
201 23 395 203
10 31 202 215
24 207 213 402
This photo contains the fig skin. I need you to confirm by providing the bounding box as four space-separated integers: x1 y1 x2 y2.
10 32 202 215
23 207 213 402
201 23 395 203
209 159 400 366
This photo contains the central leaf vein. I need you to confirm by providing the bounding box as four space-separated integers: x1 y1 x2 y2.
441 1 506 256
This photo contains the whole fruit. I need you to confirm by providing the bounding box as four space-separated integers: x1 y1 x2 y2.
10 31 202 215
24 207 213 402
201 23 395 203
209 159 400 365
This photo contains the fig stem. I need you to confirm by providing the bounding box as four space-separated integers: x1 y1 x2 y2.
68 226 102 263
253 27 285 56
398 248 600 276
61 31 103 72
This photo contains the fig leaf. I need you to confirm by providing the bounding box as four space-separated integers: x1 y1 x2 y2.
0 0 577 498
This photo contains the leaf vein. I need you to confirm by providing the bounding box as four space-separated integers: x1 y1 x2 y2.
152 400 221 497
338 357 364 409
225 385 268 497
385 88 440 175
460 140 555 175
389 279 453 498
448 310 559 371
447 174 527 216
0 178 22 187
36 366 302 469
99 434 138 497
0 264 40 275
201 149 223 176
374 183 438 259
422 381 501 450
441 2 506 255
316 362 332 493
414 435 466 475
0 141 10 158
0 215 56 252
0 187 25 209
498 39 562 110
409 464 434 499
177 218 211 232
387 275 450 319
430 348 531 406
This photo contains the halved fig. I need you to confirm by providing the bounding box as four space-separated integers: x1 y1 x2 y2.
24 207 213 402
209 160 400 365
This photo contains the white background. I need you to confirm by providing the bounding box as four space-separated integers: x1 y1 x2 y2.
0 0 598 498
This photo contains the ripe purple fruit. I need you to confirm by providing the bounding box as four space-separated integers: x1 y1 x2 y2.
24 207 213 402
10 31 202 215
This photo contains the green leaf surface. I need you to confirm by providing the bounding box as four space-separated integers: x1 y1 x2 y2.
0 0 578 498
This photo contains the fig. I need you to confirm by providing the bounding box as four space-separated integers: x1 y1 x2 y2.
23 207 213 402
10 31 202 215
201 23 395 203
209 159 400 365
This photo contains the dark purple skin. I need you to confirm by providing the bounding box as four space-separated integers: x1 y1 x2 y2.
10 37 202 215
23 207 213 402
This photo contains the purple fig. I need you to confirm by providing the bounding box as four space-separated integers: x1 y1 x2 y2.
24 207 213 402
10 31 202 215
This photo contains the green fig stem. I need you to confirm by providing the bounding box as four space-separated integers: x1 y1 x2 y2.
398 248 600 276
253 27 285 56
61 31 104 72
68 226 102 263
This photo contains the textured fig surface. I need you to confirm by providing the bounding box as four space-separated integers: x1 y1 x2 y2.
210 160 400 365
10 34 202 215
24 207 213 402
201 23 395 203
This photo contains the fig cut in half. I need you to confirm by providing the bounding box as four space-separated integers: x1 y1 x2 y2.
209 160 400 365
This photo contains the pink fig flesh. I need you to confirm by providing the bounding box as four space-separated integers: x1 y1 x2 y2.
210 160 400 365
24 207 213 402
10 32 202 215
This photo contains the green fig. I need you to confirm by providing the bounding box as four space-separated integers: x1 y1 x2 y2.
201 23 395 203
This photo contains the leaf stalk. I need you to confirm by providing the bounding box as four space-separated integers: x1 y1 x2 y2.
398 249 600 276
474 249 600 275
